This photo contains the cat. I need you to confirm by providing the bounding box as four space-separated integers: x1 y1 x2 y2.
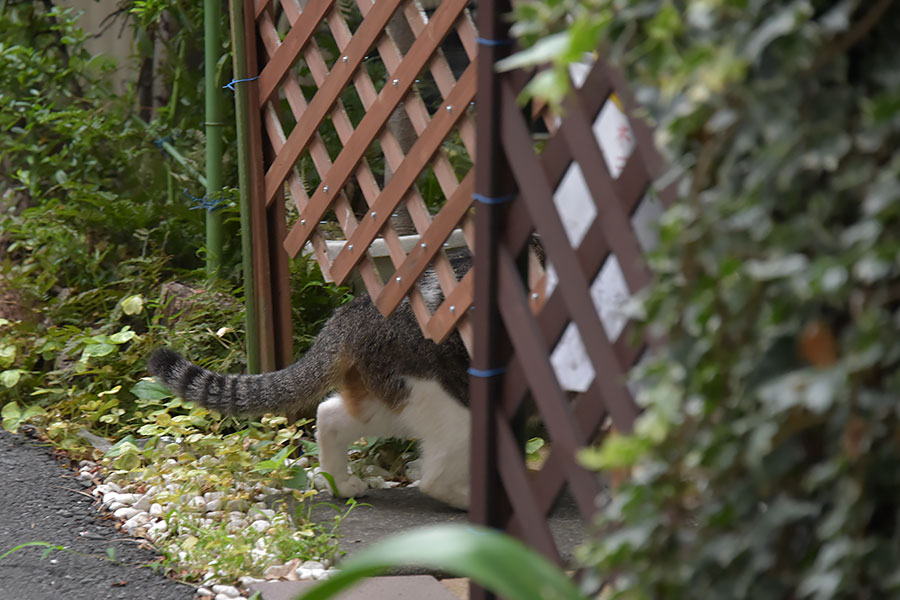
148 260 472 509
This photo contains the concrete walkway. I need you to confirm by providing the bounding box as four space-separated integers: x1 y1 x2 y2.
250 487 586 599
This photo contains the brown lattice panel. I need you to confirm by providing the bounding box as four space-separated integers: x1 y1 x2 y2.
470 3 674 578
244 0 478 361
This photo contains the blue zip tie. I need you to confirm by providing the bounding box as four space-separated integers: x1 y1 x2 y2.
153 135 173 150
476 37 514 47
223 75 259 91
473 192 515 205
468 366 507 378
184 189 226 212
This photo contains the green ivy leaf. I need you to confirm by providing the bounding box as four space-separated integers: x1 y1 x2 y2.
578 433 651 470
120 294 144 315
81 342 116 360
131 378 174 402
0 345 16 369
109 327 137 344
0 369 23 389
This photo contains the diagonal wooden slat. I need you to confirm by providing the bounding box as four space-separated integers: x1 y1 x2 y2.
257 0 336 105
280 0 473 256
499 82 639 434
288 60 477 274
496 246 604 518
373 171 474 315
263 0 403 205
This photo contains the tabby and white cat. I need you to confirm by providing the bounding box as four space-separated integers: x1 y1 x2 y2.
148 262 471 509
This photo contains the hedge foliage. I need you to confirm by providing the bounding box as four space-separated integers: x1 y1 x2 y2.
509 1 900 598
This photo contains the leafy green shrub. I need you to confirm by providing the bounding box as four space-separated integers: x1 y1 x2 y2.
0 2 352 583
509 1 900 598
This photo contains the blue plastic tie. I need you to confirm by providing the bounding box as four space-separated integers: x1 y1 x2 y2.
184 189 226 212
223 75 259 91
472 192 515 205
468 366 507 378
476 37 514 47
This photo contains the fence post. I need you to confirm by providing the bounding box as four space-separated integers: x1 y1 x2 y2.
204 0 224 278
470 0 515 598
228 0 260 373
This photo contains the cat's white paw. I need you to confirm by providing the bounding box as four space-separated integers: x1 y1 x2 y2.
313 469 368 498
332 474 368 499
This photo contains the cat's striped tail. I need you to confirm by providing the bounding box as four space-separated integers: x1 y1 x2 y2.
147 346 338 420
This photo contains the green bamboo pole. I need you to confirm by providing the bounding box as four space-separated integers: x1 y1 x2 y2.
228 0 260 373
204 0 224 278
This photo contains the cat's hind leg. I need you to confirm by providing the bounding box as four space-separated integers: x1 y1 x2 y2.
402 378 471 510
315 393 406 499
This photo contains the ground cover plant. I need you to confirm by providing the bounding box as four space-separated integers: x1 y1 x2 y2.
0 1 394 588
506 0 900 598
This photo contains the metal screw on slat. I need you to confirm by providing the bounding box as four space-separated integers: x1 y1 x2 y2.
396 276 402 283
392 79 399 87
371 211 377 219
449 305 456 314
342 56 348 63
420 242 427 249
531 292 539 300
300 219 306 226
348 244 354 251
323 185 329 192
446 105 453 113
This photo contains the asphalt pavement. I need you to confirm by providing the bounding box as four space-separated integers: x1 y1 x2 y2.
0 427 194 600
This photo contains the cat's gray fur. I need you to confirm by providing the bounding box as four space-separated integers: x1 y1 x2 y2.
148 264 469 420
147 260 472 508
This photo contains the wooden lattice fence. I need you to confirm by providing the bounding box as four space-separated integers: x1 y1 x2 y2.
237 0 479 370
469 0 675 593
235 0 674 595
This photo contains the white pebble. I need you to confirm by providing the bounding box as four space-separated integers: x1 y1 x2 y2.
132 494 151 512
405 458 424 481
255 508 276 520
205 498 222 512
105 481 122 493
149 503 164 517
224 521 244 534
204 491 226 502
225 500 250 512
195 587 214 598
188 496 207 511
117 493 140 505
123 513 151 535
362 464 391 478
249 519 271 533
147 520 168 540
212 584 241 597
113 507 141 520
300 560 324 571
107 502 127 512
364 476 386 489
